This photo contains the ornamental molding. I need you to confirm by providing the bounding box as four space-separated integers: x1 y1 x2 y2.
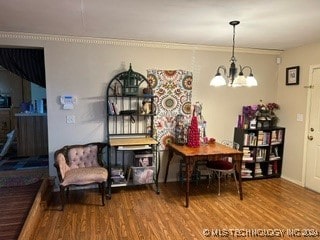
0 31 282 55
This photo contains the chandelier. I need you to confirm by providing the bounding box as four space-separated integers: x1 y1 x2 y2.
210 20 258 87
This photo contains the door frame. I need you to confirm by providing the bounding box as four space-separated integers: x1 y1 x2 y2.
302 64 320 187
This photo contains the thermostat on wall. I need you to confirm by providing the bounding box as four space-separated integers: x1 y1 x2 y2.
60 95 76 109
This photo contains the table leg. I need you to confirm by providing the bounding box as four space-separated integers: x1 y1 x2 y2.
235 154 243 200
164 149 174 184
185 157 196 208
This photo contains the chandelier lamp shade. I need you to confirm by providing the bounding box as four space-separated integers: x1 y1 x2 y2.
210 20 258 87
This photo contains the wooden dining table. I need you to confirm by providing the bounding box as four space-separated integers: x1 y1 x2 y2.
164 142 243 207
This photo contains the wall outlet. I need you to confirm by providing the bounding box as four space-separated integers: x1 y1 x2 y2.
66 115 75 124
296 113 303 122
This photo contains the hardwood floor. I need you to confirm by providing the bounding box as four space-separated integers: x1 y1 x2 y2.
0 181 42 240
32 178 320 240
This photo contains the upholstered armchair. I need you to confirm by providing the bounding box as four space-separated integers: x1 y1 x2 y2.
54 142 108 210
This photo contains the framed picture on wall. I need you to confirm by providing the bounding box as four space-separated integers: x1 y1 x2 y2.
286 66 300 85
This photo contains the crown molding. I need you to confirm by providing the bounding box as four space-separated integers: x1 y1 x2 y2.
0 31 283 55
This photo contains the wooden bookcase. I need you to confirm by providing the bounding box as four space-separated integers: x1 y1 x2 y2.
233 127 285 180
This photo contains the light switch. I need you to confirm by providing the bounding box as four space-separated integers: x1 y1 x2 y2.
296 113 303 122
66 115 75 124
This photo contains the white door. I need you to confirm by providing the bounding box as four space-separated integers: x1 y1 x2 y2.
305 66 320 192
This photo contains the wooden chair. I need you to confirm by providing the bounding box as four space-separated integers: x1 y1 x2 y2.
207 140 239 196
54 142 108 210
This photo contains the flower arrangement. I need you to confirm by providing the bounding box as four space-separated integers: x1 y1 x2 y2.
256 101 280 121
242 100 280 128
242 105 258 120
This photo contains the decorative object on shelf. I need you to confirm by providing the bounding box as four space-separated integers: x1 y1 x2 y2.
112 82 121 96
187 110 200 148
174 114 188 145
249 118 257 129
142 86 153 95
286 66 300 85
141 99 152 114
147 69 193 150
193 101 207 143
242 105 258 128
256 101 280 128
210 20 257 87
121 63 139 96
241 100 280 129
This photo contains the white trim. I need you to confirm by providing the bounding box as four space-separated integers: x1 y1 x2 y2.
0 31 282 55
302 64 320 187
280 176 303 187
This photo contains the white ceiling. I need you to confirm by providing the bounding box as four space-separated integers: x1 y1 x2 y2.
1 0 320 51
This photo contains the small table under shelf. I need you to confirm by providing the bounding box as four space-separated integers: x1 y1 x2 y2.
107 137 159 197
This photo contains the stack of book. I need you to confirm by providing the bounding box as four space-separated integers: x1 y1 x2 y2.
255 163 263 177
242 147 253 162
241 165 253 179
268 164 273 175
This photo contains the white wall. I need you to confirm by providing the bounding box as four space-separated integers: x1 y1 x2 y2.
0 32 281 184
277 42 320 185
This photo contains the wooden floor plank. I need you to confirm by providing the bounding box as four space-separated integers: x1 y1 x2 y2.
32 178 320 240
0 181 41 240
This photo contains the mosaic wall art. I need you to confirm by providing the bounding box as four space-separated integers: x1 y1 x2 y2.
147 70 193 150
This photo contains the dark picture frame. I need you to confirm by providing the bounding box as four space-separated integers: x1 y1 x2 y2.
286 66 300 85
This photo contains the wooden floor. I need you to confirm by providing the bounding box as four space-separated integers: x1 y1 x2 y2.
32 178 320 240
0 181 42 240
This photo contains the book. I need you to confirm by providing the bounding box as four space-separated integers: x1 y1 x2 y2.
112 102 120 115
108 100 115 115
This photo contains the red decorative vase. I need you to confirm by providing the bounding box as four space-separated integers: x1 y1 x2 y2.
187 116 200 147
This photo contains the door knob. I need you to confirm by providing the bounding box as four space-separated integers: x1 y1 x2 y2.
308 135 314 141
310 127 314 132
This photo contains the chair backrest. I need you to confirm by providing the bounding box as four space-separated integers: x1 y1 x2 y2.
68 145 100 169
54 142 107 168
54 142 107 181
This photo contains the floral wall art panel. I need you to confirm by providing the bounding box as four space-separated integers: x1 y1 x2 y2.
147 70 193 150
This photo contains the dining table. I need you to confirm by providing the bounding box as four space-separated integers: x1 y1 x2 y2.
164 142 243 207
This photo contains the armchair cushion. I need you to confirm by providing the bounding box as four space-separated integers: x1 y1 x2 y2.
62 167 108 186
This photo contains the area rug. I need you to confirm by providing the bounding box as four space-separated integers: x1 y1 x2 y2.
0 174 42 187
0 155 48 171
0 169 47 188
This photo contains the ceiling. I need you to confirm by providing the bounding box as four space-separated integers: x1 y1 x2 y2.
1 0 320 51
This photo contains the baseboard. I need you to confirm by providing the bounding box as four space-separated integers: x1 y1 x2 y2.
280 175 303 187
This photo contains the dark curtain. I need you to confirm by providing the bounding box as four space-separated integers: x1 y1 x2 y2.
0 48 46 88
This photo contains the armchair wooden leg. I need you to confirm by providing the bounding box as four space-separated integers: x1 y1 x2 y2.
59 185 65 211
100 182 106 206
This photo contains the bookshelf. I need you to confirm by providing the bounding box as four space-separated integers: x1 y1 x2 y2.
106 65 159 197
233 127 285 180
